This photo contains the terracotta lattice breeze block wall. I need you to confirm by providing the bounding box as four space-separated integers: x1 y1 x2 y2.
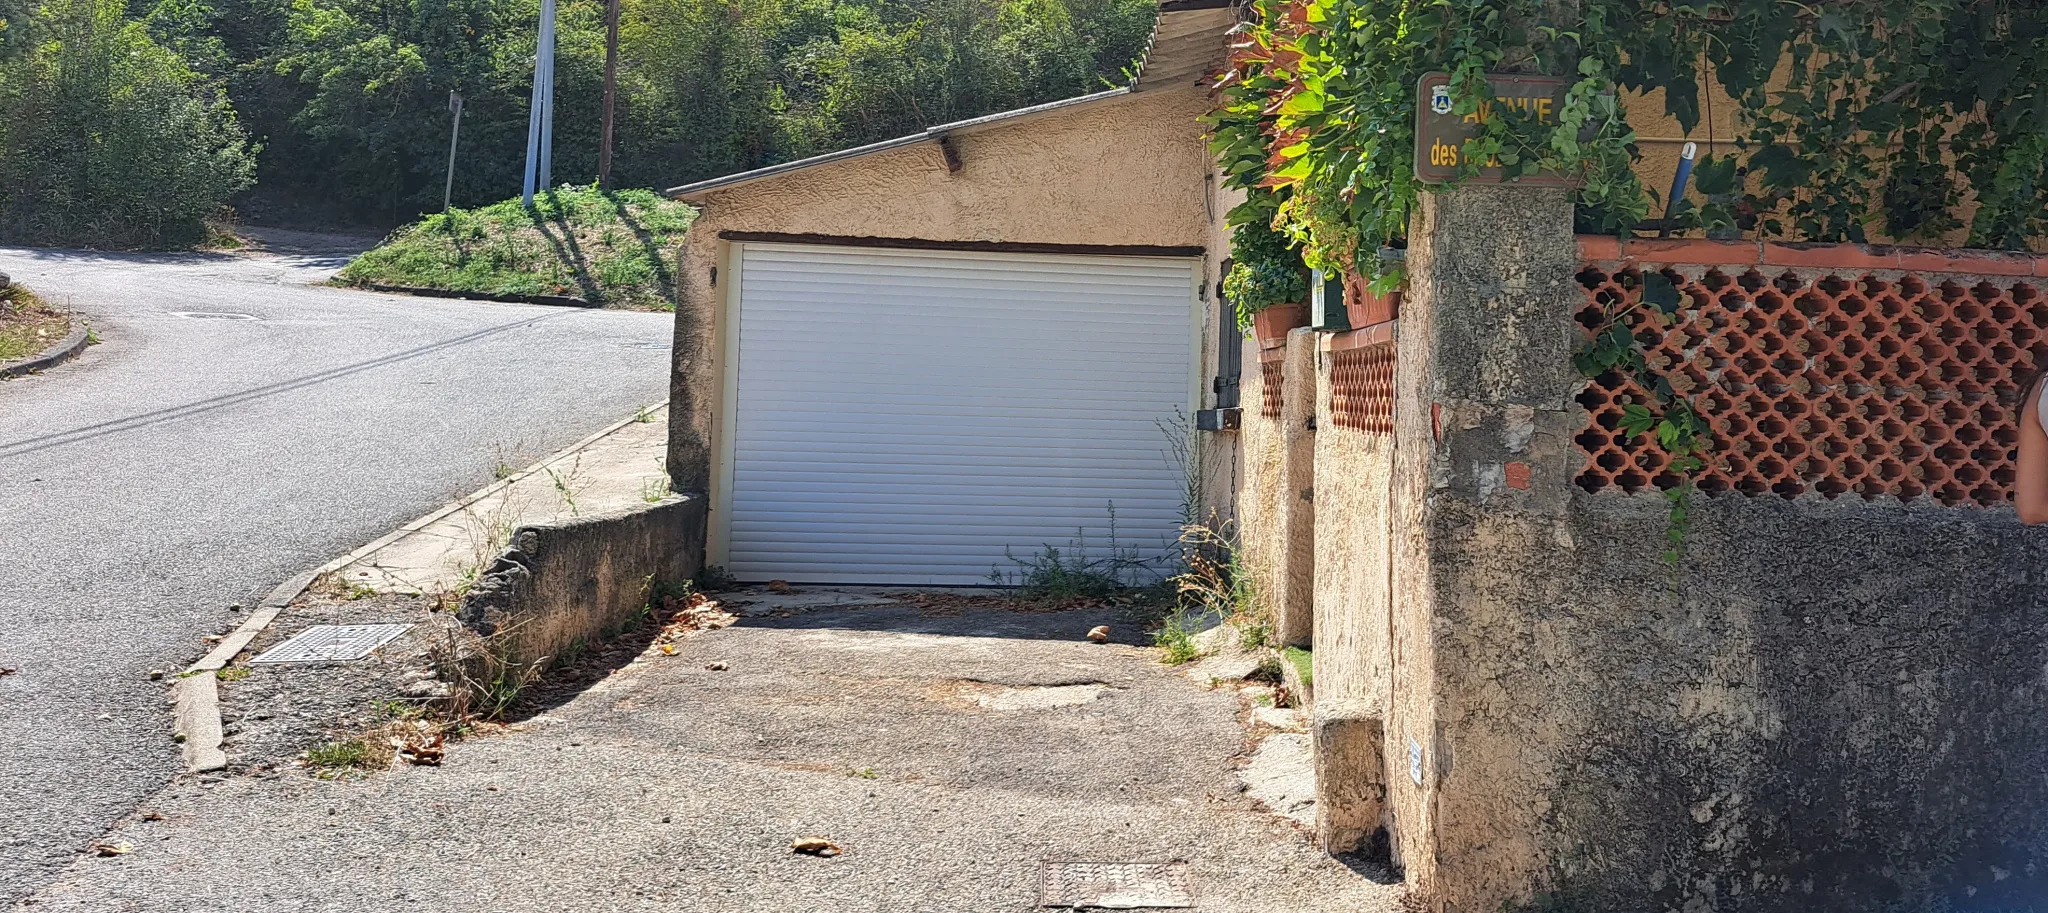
1261 350 1286 419
1329 333 1396 433
1575 239 2048 507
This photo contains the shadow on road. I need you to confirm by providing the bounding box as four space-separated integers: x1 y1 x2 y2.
3 246 243 267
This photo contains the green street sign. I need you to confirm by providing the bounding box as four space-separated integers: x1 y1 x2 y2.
1414 71 1574 185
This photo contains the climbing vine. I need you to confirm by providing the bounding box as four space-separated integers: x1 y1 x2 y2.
1208 0 2048 553
1212 0 2048 263
1573 270 1713 563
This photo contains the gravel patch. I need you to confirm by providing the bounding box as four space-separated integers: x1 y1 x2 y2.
214 587 460 773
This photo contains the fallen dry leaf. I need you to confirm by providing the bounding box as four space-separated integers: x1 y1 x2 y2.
139 811 165 822
395 729 445 766
766 580 792 594
0 667 16 676
790 836 842 857
1086 625 1111 643
91 841 133 857
655 593 735 647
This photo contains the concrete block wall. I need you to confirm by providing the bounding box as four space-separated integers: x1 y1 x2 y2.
1377 184 2048 912
458 495 708 669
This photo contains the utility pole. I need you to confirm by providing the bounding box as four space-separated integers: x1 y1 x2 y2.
598 0 619 188
520 0 557 207
442 91 464 213
538 0 555 193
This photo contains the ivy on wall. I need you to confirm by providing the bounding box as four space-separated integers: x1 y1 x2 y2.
1212 0 2048 264
1207 0 2048 552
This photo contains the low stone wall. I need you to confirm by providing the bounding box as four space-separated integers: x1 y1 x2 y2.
1529 493 2046 911
458 494 707 668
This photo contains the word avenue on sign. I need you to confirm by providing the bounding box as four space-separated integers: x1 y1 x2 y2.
1413 71 1574 185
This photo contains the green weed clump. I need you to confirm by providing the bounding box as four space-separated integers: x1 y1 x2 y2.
304 739 381 778
1158 521 1264 663
0 285 69 362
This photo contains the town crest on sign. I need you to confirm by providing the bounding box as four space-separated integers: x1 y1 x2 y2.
1430 84 1453 115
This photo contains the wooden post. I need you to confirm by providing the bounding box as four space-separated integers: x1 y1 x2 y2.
598 0 620 188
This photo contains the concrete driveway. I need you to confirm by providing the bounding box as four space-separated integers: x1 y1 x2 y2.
0 232 673 903
16 592 1405 912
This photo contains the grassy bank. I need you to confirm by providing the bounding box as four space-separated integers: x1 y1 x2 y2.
0 284 70 362
337 186 694 310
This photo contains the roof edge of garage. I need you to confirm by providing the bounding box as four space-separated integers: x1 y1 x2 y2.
665 87 1131 202
721 231 1206 258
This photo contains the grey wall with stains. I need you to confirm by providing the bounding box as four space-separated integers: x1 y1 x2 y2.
1395 184 2048 912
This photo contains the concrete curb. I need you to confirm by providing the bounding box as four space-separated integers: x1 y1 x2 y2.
171 673 226 773
356 283 595 309
171 400 670 773
0 322 90 380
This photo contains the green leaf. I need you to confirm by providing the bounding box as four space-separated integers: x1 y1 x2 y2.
1642 271 1681 314
1619 403 1656 437
1277 91 1326 118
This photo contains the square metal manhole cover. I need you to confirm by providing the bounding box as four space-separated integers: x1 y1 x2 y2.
1039 861 1193 909
250 624 413 664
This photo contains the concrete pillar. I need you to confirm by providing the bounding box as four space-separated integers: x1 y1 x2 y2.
1390 182 1583 909
1274 327 1318 647
667 235 719 495
1314 697 1387 855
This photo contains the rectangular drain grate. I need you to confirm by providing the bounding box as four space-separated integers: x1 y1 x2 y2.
1039 861 1193 909
250 624 413 664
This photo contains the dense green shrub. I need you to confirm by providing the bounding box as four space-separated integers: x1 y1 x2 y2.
0 0 256 247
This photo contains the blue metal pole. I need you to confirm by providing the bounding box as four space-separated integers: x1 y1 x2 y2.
1659 141 1698 239
537 0 557 194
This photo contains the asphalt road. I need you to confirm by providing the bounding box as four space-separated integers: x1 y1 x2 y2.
0 233 674 903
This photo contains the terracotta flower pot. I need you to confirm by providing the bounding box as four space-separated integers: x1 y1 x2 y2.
1343 270 1400 329
1253 303 1309 349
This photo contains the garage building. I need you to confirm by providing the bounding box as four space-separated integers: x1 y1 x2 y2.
664 0 1238 585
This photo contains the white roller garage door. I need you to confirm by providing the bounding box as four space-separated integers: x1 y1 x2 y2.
722 242 1196 585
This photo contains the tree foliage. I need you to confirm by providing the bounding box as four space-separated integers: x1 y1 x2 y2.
0 0 256 246
232 0 1154 224
1212 0 2048 276
0 0 1154 241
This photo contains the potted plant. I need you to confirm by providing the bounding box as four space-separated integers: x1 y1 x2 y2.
1224 217 1309 349
1343 248 1404 329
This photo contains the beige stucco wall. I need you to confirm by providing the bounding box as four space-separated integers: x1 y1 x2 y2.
1236 341 1288 631
1621 73 1997 249
667 85 1229 515
1308 337 1398 852
1309 350 1396 705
